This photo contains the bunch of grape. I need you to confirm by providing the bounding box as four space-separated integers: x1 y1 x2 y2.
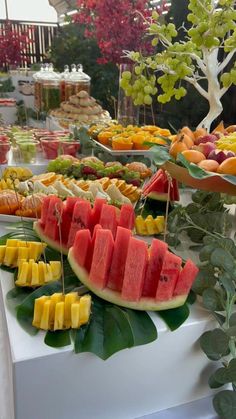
120 70 157 105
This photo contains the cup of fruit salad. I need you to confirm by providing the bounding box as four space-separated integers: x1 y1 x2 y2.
15 139 39 164
0 141 11 164
41 137 62 159
60 140 80 157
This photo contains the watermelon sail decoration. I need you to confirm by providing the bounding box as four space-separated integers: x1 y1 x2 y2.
142 169 180 201
68 226 199 311
34 196 135 254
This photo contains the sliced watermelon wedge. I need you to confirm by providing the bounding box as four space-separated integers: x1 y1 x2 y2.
68 227 199 311
34 196 135 254
143 169 180 201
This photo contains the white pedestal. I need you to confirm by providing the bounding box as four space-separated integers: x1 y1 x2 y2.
0 267 219 419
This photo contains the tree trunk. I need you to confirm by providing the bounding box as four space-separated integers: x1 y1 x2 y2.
197 49 223 132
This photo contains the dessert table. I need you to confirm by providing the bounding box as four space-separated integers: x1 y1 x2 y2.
0 215 220 419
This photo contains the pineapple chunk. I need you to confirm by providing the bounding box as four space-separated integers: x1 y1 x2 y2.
4 247 18 266
135 215 147 235
155 216 165 233
50 261 62 280
40 300 51 330
33 293 92 331
17 247 29 262
16 260 62 287
79 295 92 325
6 239 18 247
54 302 65 330
28 242 46 260
145 215 158 235
0 246 6 263
64 293 78 328
71 304 80 329
31 262 39 286
32 296 49 328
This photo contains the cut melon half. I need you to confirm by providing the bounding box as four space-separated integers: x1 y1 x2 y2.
68 227 199 311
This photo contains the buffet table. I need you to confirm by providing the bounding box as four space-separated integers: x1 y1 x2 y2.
0 217 219 419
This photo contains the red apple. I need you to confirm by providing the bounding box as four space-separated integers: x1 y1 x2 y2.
192 142 216 158
208 149 235 164
194 134 218 145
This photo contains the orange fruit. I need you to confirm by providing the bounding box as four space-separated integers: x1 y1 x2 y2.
30 172 57 186
169 140 188 159
181 149 205 163
217 157 236 175
212 121 225 134
176 133 194 148
180 126 195 142
198 159 219 172
194 128 208 140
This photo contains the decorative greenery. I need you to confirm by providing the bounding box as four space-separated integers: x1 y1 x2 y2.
166 190 236 418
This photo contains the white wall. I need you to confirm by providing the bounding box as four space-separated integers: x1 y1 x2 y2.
0 0 58 22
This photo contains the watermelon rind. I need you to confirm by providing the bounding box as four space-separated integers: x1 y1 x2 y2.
68 248 187 311
147 192 169 201
34 221 68 255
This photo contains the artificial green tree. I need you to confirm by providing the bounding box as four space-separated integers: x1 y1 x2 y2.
121 0 236 131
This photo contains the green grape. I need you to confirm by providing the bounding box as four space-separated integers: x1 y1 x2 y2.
144 95 152 105
152 38 158 47
152 11 159 20
120 78 129 89
144 85 153 94
122 71 132 80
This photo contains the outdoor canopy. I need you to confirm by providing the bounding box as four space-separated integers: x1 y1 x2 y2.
48 0 78 15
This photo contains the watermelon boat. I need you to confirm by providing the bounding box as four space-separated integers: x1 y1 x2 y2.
34 196 135 254
68 226 199 311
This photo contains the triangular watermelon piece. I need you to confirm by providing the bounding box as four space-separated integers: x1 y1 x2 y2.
174 259 199 297
44 196 63 241
156 252 182 301
91 198 106 232
107 226 131 292
89 229 114 288
118 204 135 230
67 200 92 248
143 169 179 201
72 229 92 272
99 204 118 238
61 197 82 245
142 239 168 298
121 237 148 302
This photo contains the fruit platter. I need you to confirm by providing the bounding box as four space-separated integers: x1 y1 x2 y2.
89 122 172 152
150 122 236 195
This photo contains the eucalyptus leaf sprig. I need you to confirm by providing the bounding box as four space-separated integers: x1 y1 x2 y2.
166 190 236 418
167 190 231 248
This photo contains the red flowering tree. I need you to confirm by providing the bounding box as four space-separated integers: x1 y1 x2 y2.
75 0 168 64
0 21 34 69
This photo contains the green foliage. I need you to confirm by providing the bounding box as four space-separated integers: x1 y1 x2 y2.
0 77 15 94
49 23 119 116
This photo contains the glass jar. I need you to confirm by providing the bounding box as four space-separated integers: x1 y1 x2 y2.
117 63 139 126
60 65 70 103
65 64 91 101
41 64 61 113
33 65 46 112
